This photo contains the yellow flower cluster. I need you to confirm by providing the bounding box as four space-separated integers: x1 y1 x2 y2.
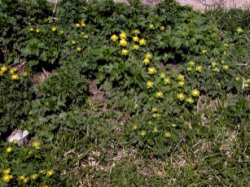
186 61 203 73
177 74 185 87
111 31 128 55
143 52 152 65
29 27 41 33
2 168 13 183
51 26 57 32
177 89 200 104
148 67 157 75
110 29 147 56
31 140 41 150
0 65 28 80
1 167 54 184
146 81 154 89
236 27 243 34
75 20 86 28
155 91 163 99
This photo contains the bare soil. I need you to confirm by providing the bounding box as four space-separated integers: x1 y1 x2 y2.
114 0 250 9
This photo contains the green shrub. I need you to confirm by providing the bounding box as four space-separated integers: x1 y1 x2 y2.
0 140 63 186
0 65 33 135
0 0 249 185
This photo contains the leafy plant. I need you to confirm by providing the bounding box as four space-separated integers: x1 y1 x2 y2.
0 65 33 135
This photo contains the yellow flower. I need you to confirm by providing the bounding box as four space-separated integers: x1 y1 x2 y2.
159 73 165 79
36 28 40 33
133 104 139 110
9 67 17 75
121 49 129 56
29 27 34 32
140 130 147 137
3 168 11 175
149 24 155 30
12 140 18 144
201 49 207 54
152 127 159 133
148 67 157 75
71 40 76 45
186 67 192 71
119 32 127 39
143 58 150 65
146 81 154 89
2 174 12 183
145 53 152 59
236 27 243 34
177 74 185 81
51 26 57 32
23 177 29 184
39 170 46 174
151 107 158 113
119 39 127 47
172 124 177 128
155 91 163 99
160 26 165 31
211 61 217 67
83 34 89 39
133 29 140 35
80 20 86 27
18 175 25 180
59 30 64 35
139 39 146 46
235 77 241 81
46 170 54 177
163 77 171 84
178 81 185 87
186 97 194 104
6 146 13 153
191 89 200 97
223 65 229 71
152 113 160 118
1 65 8 73
188 61 195 66
132 124 138 130
195 65 202 73
32 140 41 149
30 174 38 181
111 34 118 42
132 44 139 50
76 47 81 52
75 23 81 28
177 93 185 101
11 74 19 80
133 36 139 42
164 132 171 138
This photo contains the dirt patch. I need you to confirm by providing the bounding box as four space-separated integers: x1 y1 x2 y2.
114 0 250 9
176 0 250 9
49 0 250 9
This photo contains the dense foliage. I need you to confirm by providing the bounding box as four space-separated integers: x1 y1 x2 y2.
0 0 249 186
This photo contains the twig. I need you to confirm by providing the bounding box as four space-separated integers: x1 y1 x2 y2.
52 0 58 21
237 63 249 66
9 59 26 70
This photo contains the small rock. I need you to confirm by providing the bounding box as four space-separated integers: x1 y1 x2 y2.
7 129 29 146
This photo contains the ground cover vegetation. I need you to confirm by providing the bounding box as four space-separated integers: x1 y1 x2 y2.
0 0 249 186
